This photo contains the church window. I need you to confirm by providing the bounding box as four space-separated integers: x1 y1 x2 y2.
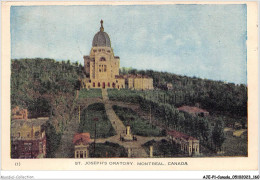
116 80 118 83
93 50 97 52
100 57 106 61
99 69 101 72
108 82 110 87
98 82 100 87
104 65 107 72
93 82 95 87
89 80 91 83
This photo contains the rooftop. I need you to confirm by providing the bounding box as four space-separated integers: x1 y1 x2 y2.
92 20 111 47
168 130 198 141
123 74 152 79
73 133 92 145
11 117 49 128
177 106 209 114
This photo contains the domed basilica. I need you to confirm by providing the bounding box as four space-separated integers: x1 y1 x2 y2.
81 20 153 90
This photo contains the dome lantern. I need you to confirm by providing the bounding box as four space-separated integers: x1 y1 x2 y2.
92 20 111 47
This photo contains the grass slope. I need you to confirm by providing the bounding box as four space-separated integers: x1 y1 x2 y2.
78 89 102 99
78 103 116 138
113 105 162 137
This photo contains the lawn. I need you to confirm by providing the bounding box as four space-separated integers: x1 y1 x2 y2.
107 88 184 105
78 103 116 138
112 105 162 137
78 89 102 99
107 89 144 103
89 141 127 158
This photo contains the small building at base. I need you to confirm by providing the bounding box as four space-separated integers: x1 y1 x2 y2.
11 117 48 158
73 133 92 158
167 130 200 156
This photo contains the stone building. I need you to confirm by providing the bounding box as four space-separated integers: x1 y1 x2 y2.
11 117 48 158
126 74 153 90
81 20 153 90
167 130 200 156
73 133 92 158
11 106 28 120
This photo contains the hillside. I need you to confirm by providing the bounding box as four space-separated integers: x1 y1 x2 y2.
11 58 247 126
11 58 247 156
120 67 247 118
11 58 83 116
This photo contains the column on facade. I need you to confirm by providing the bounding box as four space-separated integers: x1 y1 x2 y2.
84 150 88 158
149 145 153 158
126 126 130 135
189 145 192 156
195 143 199 154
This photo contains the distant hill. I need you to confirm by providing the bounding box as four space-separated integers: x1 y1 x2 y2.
11 58 247 119
120 67 247 117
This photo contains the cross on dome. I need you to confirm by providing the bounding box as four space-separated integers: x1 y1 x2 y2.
100 19 104 32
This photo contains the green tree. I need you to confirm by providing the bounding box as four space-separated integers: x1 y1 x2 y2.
212 118 225 152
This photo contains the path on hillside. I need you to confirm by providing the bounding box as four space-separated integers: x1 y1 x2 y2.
102 89 126 135
98 89 166 157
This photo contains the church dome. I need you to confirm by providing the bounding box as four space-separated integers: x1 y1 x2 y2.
92 20 111 47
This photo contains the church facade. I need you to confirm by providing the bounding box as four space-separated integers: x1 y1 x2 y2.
81 20 153 90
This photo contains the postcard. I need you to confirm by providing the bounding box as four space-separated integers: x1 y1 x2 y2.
1 1 258 171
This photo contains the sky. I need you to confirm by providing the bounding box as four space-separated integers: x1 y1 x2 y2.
11 5 247 84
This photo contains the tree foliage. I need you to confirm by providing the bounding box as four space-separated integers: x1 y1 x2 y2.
121 68 247 118
11 58 84 131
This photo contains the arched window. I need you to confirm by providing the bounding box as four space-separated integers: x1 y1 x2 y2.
100 57 106 61
93 82 95 87
98 82 100 87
